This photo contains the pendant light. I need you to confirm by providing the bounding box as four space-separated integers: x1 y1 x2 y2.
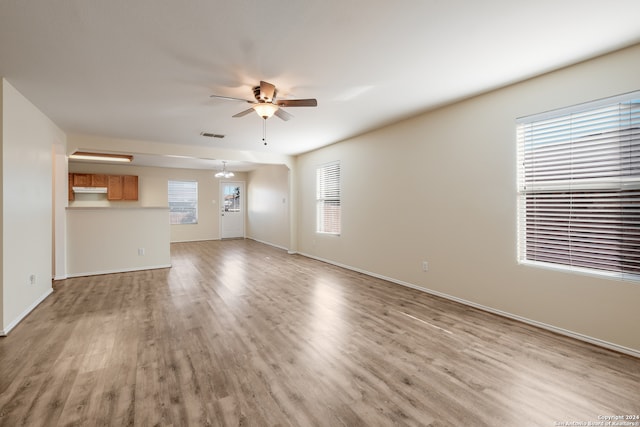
215 161 234 179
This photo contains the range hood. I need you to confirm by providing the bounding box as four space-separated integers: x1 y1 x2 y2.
72 186 108 194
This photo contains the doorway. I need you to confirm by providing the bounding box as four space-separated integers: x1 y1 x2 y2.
220 181 245 239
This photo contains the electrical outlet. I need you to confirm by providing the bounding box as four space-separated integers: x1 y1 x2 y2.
28 274 37 285
422 261 429 272
138 248 145 256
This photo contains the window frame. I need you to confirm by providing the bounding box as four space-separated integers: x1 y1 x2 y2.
516 91 640 281
168 180 199 225
316 161 341 235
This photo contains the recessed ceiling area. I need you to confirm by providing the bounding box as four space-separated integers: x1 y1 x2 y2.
1 1 640 164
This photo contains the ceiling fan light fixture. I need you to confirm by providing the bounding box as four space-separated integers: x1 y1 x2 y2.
253 103 278 119
210 80 317 126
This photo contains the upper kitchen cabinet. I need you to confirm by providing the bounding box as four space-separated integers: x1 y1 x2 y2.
107 175 138 201
69 173 139 201
107 175 123 200
91 174 108 187
72 173 91 186
123 175 138 201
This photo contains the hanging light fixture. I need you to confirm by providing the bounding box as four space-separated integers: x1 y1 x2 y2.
214 161 235 178
253 103 279 119
252 103 278 146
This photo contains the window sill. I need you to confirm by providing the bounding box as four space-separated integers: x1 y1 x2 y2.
518 259 640 283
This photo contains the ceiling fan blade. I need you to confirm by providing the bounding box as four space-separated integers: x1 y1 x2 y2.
276 98 318 107
259 81 276 102
210 94 253 103
274 108 293 121
232 107 255 118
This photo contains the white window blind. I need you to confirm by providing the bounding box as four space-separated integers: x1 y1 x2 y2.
168 180 198 224
316 161 341 235
517 91 640 280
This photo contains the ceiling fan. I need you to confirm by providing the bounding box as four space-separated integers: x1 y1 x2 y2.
210 80 317 121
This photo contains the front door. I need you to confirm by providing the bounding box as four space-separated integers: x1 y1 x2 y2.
220 182 244 239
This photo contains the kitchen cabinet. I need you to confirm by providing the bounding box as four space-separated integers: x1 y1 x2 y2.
107 175 138 201
72 173 91 186
69 173 139 201
107 175 123 200
123 175 138 200
91 174 108 187
69 175 75 201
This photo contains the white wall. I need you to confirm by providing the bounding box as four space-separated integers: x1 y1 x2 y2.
66 207 170 276
52 142 68 279
296 44 640 354
0 78 3 328
1 79 65 334
247 164 290 250
68 162 247 242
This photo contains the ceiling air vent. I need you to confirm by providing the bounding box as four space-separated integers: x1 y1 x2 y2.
200 132 225 139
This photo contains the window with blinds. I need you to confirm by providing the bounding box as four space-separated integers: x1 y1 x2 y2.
168 180 198 224
517 91 640 280
316 161 341 235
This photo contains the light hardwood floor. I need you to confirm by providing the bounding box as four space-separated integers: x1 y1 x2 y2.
1 239 639 426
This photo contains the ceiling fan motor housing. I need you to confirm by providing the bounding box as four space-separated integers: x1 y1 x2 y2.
253 85 276 102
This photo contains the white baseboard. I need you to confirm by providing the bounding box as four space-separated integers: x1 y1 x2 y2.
298 252 640 359
247 237 290 252
1 288 53 336
171 238 221 243
66 264 172 278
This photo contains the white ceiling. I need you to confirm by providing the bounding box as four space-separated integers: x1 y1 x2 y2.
1 1 640 169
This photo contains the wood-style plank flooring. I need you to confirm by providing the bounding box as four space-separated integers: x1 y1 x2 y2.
1 239 639 426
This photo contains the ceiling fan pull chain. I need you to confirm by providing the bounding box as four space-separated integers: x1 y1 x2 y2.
262 119 267 145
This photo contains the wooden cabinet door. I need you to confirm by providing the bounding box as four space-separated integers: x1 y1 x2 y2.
72 173 91 186
107 175 123 200
68 173 75 201
123 175 138 200
91 174 108 187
